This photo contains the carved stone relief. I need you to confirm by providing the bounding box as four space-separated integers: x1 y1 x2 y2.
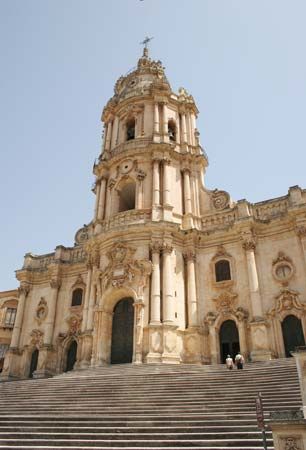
280 436 304 450
211 189 230 211
35 298 48 325
66 315 82 336
29 329 44 348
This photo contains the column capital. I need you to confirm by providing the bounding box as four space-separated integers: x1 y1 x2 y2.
162 243 173 254
50 278 61 289
184 251 196 262
242 238 256 251
150 241 163 253
136 169 146 181
182 166 191 175
162 158 171 166
18 283 30 297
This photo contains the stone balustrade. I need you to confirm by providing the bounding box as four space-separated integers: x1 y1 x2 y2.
252 198 289 221
97 209 151 232
201 210 238 231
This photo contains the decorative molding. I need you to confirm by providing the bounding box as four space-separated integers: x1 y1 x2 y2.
136 169 146 181
108 178 116 190
272 252 295 284
213 245 232 260
99 242 152 295
268 288 306 319
213 290 238 314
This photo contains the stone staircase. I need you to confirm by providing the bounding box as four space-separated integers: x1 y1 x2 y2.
0 358 302 449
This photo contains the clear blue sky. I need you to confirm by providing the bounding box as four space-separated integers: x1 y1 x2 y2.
1 0 306 291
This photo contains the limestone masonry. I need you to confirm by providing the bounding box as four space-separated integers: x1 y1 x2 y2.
1 48 306 379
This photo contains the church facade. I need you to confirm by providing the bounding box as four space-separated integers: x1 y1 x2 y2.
1 48 306 379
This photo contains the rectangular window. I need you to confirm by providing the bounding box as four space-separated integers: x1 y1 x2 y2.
5 308 17 327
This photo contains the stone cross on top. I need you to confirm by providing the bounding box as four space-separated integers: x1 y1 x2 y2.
140 36 153 57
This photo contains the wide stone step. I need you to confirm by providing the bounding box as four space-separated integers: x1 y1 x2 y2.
0 438 274 447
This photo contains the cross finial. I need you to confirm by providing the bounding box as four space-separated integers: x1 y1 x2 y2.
140 36 153 57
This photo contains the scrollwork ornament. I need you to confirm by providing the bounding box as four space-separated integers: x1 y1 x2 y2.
212 189 230 211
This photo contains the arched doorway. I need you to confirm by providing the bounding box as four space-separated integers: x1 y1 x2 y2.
111 298 134 364
219 320 240 363
65 340 77 372
29 349 39 378
282 315 305 357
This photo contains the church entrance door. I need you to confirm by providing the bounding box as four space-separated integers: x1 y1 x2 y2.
282 315 305 357
219 320 240 363
65 341 77 372
29 349 39 378
111 298 134 364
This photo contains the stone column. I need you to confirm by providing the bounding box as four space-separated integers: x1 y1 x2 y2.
81 264 93 333
183 169 192 215
136 172 146 209
243 239 263 319
105 120 113 151
150 243 161 324
153 102 160 142
152 160 160 206
44 279 61 346
93 181 101 221
134 301 145 364
86 267 98 331
184 251 198 327
10 283 30 349
162 103 169 143
243 236 271 361
190 113 196 146
162 244 175 324
237 319 248 358
181 113 188 143
163 160 171 207
97 177 107 221
176 112 181 144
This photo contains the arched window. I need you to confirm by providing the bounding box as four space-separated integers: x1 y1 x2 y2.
215 260 231 282
71 288 83 307
118 181 136 212
126 118 135 141
168 120 176 142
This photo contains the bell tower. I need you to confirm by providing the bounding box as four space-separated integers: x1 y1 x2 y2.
92 46 208 233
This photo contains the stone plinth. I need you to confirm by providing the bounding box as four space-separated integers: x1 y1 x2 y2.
269 410 306 450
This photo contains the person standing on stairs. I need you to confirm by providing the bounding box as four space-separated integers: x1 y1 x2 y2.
235 352 245 369
225 355 234 370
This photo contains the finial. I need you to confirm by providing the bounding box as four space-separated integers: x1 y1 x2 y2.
140 36 154 57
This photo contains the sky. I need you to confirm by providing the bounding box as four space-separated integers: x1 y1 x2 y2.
1 0 306 291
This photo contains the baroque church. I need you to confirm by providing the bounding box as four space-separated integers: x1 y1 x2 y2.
1 46 306 380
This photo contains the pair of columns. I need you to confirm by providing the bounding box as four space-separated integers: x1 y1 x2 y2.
150 244 198 327
152 159 171 207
